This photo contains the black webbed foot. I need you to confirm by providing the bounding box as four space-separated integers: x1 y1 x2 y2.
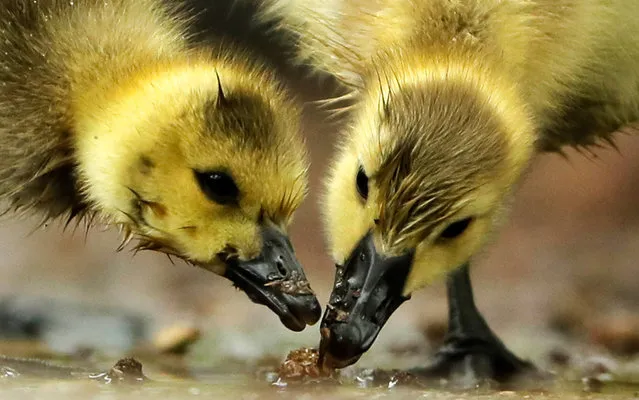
410 264 551 389
411 332 543 389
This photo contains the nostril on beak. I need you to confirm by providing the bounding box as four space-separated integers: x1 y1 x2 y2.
275 255 288 278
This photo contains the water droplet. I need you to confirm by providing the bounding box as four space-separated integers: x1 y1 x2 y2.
267 273 280 281
0 366 19 378
271 377 287 388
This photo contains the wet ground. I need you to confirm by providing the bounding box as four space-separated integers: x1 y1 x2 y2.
1 352 639 400
1 305 639 400
2 380 638 400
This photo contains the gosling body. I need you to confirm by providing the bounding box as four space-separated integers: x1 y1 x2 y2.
259 0 639 377
0 0 321 331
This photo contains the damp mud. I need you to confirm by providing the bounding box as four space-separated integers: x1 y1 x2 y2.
2 275 639 400
1 341 639 400
2 296 639 399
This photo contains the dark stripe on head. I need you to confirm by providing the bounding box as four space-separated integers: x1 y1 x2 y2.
374 81 508 249
203 85 276 150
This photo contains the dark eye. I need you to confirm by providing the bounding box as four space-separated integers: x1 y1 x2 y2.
356 166 369 201
439 217 473 240
194 170 239 205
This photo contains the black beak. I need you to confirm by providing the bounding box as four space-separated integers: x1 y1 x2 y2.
318 232 414 369
222 225 321 332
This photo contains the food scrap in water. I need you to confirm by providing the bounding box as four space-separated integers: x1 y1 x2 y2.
276 347 335 384
0 366 19 379
90 358 148 384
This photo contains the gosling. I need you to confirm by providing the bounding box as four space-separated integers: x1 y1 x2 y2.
258 0 639 379
0 0 321 332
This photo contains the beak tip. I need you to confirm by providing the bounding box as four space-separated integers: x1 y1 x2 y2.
284 319 306 332
222 225 322 332
316 233 415 369
308 298 322 325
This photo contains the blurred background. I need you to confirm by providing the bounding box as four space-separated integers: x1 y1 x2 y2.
1 0 639 374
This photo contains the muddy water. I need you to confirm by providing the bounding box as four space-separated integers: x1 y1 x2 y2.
1 377 639 400
1 319 639 400
1 352 639 400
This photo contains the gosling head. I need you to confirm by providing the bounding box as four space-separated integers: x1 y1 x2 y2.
318 62 535 366
74 61 321 331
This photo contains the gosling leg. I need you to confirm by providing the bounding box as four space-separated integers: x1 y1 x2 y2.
413 263 543 386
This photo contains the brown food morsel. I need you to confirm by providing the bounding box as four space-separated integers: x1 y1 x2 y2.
90 358 148 384
264 271 315 296
277 347 334 382
153 324 202 355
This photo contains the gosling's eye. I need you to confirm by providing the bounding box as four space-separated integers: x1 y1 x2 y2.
356 166 369 201
194 170 239 205
439 217 473 240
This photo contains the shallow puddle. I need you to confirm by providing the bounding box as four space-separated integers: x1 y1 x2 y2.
2 352 639 400
1 304 639 400
1 377 639 400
